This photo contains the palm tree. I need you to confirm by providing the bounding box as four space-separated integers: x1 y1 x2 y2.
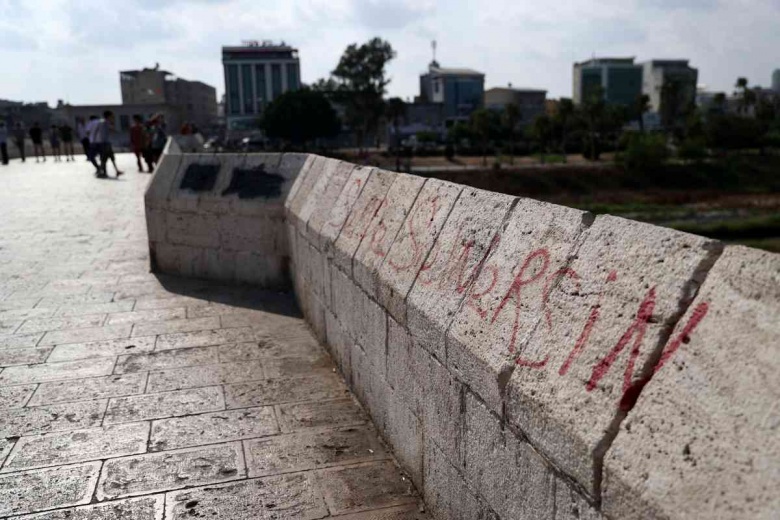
503 103 521 165
556 98 575 163
385 97 406 172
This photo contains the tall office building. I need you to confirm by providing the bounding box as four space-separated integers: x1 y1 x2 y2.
773 69 780 93
641 60 698 115
573 57 642 106
419 61 484 123
222 41 301 131
119 66 217 129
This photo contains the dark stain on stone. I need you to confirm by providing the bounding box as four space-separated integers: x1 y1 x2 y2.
221 165 285 200
180 164 220 192
185 500 198 509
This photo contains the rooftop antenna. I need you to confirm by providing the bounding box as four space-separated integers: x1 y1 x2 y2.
432 40 437 62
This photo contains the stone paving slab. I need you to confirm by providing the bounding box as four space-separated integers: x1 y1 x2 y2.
0 400 107 437
103 386 224 425
145 360 265 392
1 422 150 472
27 373 147 406
97 442 246 500
0 155 427 520
0 462 101 517
164 474 329 520
6 495 165 520
149 407 279 451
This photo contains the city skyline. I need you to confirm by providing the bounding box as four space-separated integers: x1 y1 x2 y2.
1 0 778 107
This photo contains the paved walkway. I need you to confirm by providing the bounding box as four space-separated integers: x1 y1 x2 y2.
0 155 427 519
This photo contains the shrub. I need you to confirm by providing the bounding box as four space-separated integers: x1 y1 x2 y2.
678 138 708 162
619 133 670 174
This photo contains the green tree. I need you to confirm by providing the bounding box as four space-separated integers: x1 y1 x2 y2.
331 37 396 152
581 87 606 160
470 109 498 166
385 97 406 171
503 103 521 165
530 114 553 163
262 89 340 148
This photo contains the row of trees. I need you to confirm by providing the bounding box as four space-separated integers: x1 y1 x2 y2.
262 38 397 151
448 77 780 168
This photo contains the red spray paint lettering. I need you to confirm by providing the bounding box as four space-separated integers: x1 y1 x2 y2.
487 249 550 358
586 286 657 393
389 195 442 273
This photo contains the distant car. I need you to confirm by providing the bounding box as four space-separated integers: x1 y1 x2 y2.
202 137 223 152
241 135 268 152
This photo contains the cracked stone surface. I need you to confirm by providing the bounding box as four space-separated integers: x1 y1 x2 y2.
0 155 427 519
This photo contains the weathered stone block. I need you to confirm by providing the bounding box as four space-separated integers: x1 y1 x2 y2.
320 165 375 256
463 391 556 519
506 215 722 496
353 174 426 299
406 188 515 362
377 179 462 325
447 199 590 413
423 440 498 520
325 309 353 385
332 168 395 275
384 389 424 490
602 245 780 520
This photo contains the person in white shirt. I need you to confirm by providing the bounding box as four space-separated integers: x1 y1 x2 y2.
91 111 123 179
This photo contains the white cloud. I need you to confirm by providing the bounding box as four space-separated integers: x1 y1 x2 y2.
0 0 778 106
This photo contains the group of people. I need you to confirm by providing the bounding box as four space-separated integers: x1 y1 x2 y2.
0 113 168 178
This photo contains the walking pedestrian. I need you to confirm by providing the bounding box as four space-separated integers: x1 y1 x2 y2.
49 125 62 162
85 116 102 173
60 123 75 161
92 110 123 179
0 122 8 165
76 117 90 161
29 122 45 162
13 123 25 162
150 115 167 165
129 115 147 172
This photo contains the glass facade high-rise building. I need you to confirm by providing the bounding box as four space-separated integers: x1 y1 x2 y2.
222 41 301 131
572 57 642 106
419 61 485 123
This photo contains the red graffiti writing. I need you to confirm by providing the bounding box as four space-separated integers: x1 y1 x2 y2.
341 196 385 241
586 287 656 393
489 249 550 357
389 195 443 273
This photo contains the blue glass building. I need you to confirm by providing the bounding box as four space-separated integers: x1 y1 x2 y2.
419 61 485 124
222 42 301 131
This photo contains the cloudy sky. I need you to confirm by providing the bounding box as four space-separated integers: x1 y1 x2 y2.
1 0 778 106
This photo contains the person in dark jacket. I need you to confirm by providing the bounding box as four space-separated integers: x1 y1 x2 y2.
29 122 44 162
0 122 8 165
60 123 75 162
